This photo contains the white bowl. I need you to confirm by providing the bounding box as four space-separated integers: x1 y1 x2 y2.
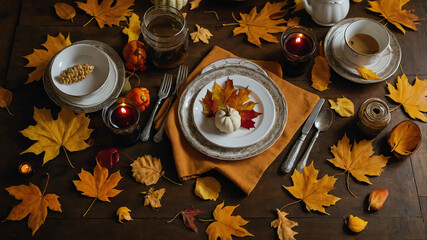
51 44 110 97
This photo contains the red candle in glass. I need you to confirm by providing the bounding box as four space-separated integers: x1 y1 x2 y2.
110 105 138 129
18 162 34 177
284 33 313 57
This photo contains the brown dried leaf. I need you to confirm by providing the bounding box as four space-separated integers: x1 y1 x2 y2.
190 24 213 44
0 87 13 115
181 206 204 233
189 0 201 10
387 120 421 156
54 3 76 21
142 187 165 208
131 155 162 185
271 209 298 240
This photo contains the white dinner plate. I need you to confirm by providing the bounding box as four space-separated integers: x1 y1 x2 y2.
192 75 275 148
201 58 268 76
178 65 287 160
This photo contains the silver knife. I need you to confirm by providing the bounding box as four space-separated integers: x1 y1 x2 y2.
280 98 325 174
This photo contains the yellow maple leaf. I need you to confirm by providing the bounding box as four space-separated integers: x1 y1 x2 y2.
20 107 93 167
311 42 331 91
142 187 165 209
206 202 253 240
190 0 201 10
329 97 354 117
122 13 141 42
271 209 298 240
194 176 221 201
54 3 76 21
291 0 304 14
190 24 213 44
386 74 427 122
77 0 134 29
233 1 288 47
283 162 340 215
287 16 300 27
328 133 389 196
116 206 133 223
0 87 13 116
357 67 380 80
23 33 71 84
367 0 421 34
5 181 62 235
73 161 123 217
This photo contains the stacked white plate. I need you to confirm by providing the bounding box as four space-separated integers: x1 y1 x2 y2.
324 18 401 84
43 40 125 113
178 59 287 160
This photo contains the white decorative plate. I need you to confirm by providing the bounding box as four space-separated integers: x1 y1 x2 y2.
201 58 268 76
178 65 287 160
192 74 275 148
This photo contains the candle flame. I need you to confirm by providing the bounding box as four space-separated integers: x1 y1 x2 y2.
295 37 301 44
20 164 31 174
120 107 127 115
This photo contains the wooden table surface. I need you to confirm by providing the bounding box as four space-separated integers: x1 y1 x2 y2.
0 0 426 239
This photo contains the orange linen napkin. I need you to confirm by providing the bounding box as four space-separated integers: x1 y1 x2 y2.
164 46 319 195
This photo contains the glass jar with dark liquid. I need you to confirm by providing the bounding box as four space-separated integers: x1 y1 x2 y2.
142 5 188 69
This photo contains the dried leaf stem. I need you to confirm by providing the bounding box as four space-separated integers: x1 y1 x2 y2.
62 146 75 168
204 11 219 20
198 218 214 222
346 172 357 198
167 211 182 223
83 17 95 27
42 173 50 196
279 200 302 211
82 197 97 218
1 99 13 116
161 173 182 186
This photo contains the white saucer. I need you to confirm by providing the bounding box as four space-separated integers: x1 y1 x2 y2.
201 58 268 76
331 30 392 76
324 18 401 84
192 75 275 148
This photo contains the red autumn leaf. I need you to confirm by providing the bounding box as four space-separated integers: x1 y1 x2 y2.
202 78 261 129
181 205 204 233
96 148 119 169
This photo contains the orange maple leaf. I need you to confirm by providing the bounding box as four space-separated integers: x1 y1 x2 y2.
77 0 134 28
5 181 62 235
367 0 421 34
283 162 340 215
23 33 71 84
206 202 253 240
386 74 427 122
73 161 122 217
311 42 331 91
233 1 289 47
202 78 261 129
328 133 389 196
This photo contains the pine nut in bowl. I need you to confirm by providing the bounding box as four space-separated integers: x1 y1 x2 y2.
50 44 110 97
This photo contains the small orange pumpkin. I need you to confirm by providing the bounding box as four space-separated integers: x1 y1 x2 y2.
123 40 147 71
125 87 150 112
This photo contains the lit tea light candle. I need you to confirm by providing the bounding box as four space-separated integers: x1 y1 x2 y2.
18 162 34 177
102 97 141 145
281 26 317 76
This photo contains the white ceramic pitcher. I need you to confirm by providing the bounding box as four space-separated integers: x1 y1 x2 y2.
302 0 349 26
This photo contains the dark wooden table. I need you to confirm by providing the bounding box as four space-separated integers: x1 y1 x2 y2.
0 0 426 239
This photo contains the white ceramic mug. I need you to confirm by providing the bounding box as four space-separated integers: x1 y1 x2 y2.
343 19 390 67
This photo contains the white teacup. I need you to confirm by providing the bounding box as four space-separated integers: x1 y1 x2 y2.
343 19 390 67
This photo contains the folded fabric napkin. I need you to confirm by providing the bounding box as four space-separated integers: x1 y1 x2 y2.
157 46 319 195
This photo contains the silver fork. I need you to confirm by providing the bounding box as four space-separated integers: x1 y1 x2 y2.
153 65 188 143
140 73 173 142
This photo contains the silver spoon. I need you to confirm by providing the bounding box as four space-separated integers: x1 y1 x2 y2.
295 109 333 173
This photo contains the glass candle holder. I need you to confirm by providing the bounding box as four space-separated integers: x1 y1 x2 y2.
18 162 34 178
141 5 189 69
280 26 317 77
102 97 141 145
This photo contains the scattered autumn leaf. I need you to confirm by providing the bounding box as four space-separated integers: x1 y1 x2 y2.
54 3 76 21
271 209 298 240
291 0 304 14
329 97 354 117
367 0 421 34
20 107 93 168
168 205 205 233
142 187 165 209
131 155 181 186
116 206 133 223
0 87 13 116
328 133 389 196
194 176 221 201
386 74 427 122
190 0 201 10
346 215 368 233
353 0 363 2
190 24 213 44
311 42 331 91
283 162 340 215
357 67 380 80
23 33 71 84
368 189 389 211
233 1 288 47
287 17 300 27
387 120 421 157
73 162 123 217
202 78 261 129
5 175 62 235
77 0 134 28
205 202 253 240
122 13 141 42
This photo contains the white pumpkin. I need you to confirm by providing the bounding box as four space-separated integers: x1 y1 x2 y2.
214 106 241 133
151 0 188 10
